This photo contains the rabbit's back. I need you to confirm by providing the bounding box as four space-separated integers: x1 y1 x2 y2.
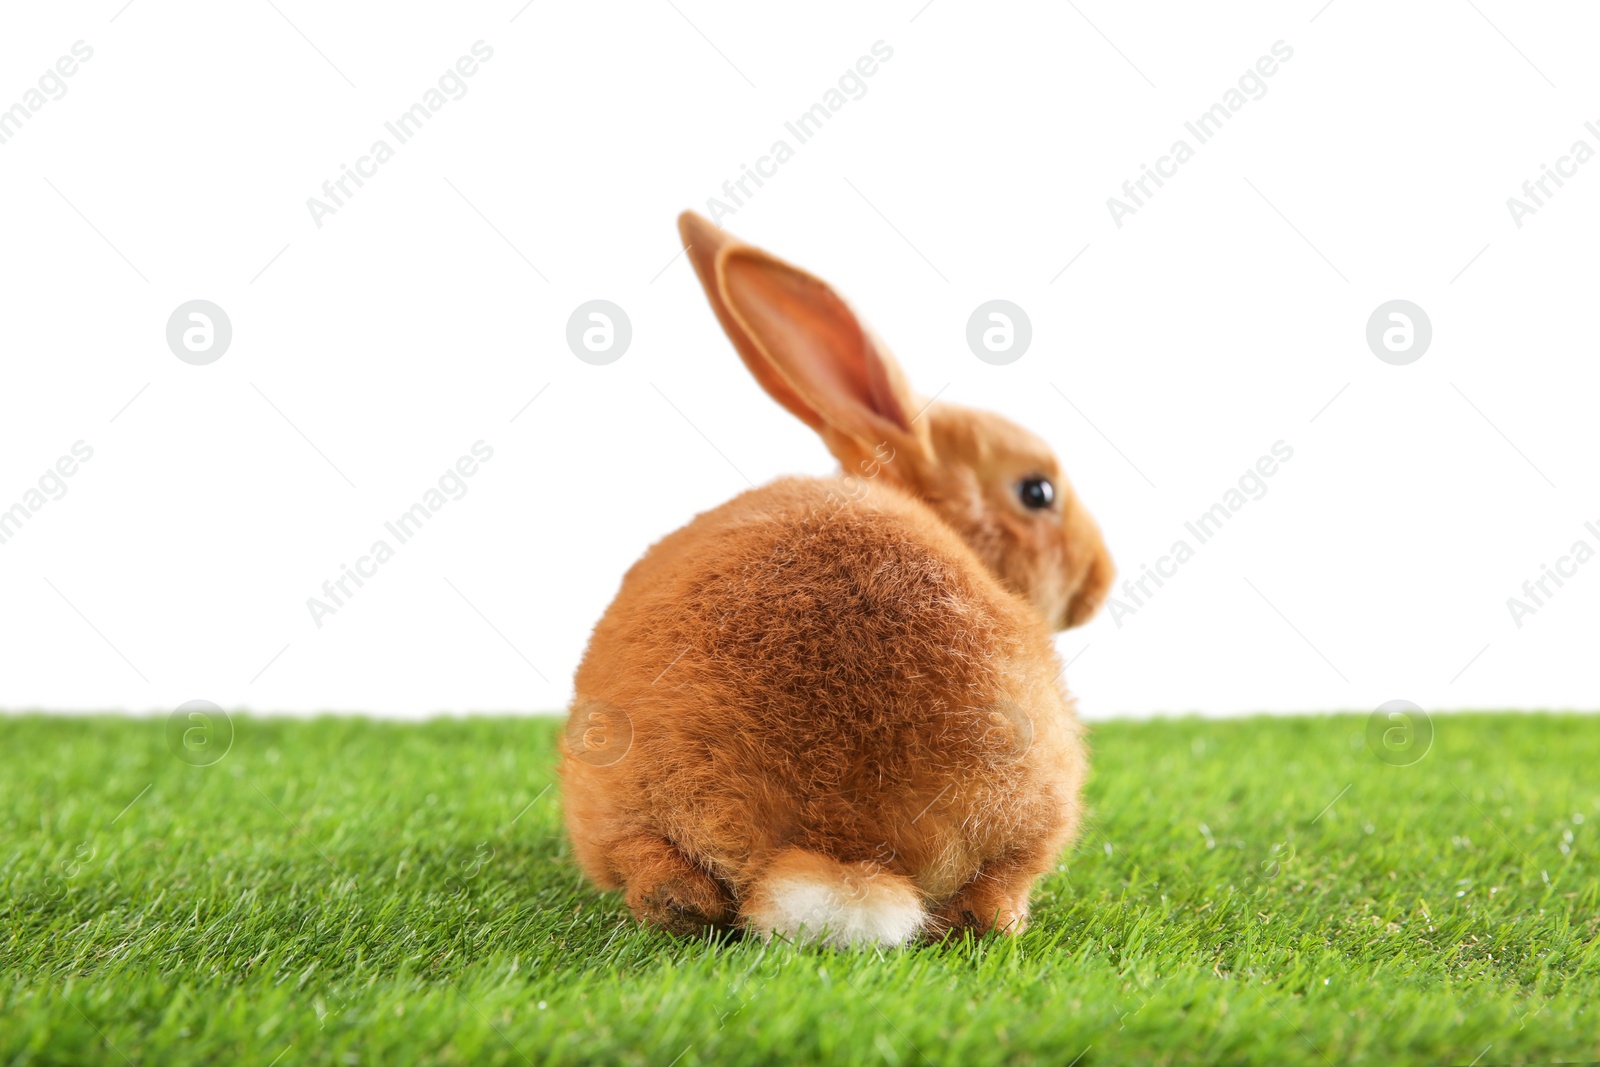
563 476 1085 904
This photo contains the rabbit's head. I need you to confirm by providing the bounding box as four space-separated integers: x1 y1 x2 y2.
680 212 1112 631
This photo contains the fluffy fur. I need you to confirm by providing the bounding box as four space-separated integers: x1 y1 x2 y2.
742 849 926 948
560 212 1113 943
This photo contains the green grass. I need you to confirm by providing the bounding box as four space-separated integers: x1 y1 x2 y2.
1 712 1597 1067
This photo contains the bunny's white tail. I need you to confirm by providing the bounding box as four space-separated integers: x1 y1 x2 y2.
743 848 926 948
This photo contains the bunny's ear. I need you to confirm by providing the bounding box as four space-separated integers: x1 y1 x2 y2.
677 212 924 463
679 212 826 433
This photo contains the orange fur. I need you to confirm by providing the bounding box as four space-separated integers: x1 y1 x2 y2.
560 212 1113 942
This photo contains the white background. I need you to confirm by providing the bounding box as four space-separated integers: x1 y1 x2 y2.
1 0 1596 720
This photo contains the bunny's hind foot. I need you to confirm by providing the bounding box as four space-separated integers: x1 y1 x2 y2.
613 834 737 937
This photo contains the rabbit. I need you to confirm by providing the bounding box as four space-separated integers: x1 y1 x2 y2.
559 211 1112 948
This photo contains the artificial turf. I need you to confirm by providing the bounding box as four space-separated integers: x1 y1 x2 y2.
1 711 1596 1066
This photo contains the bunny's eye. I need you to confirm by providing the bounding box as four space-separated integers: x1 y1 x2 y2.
1017 476 1055 510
